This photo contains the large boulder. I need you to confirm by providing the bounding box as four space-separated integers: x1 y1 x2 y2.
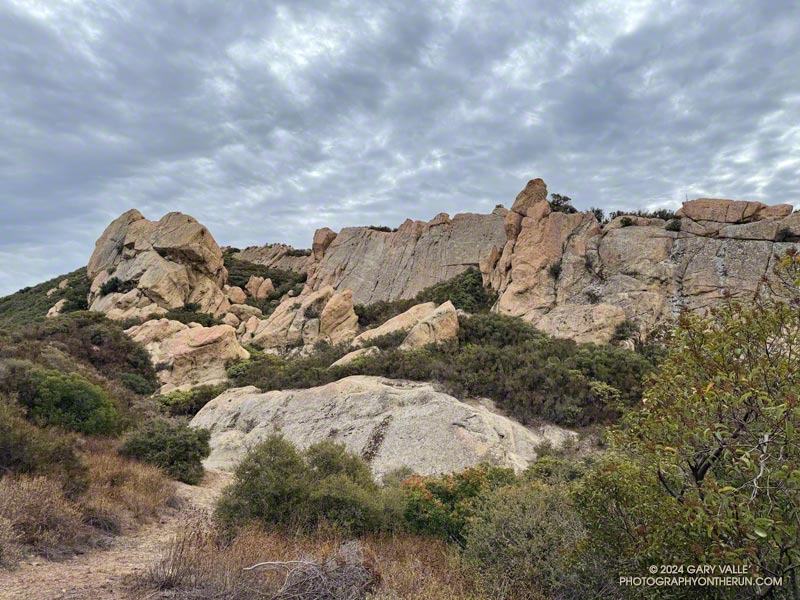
351 302 437 347
190 376 577 477
399 301 459 350
125 319 249 393
87 210 230 320
245 275 275 299
330 346 381 368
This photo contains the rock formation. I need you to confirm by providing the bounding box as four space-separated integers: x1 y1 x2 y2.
399 301 459 350
125 319 249 393
245 275 274 299
190 376 577 477
329 346 381 368
351 302 437 347
242 286 359 350
483 179 799 343
87 210 230 320
301 210 507 305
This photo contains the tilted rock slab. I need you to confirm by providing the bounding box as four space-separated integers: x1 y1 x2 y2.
302 210 507 305
126 319 249 393
399 301 459 350
190 376 577 478
87 210 230 320
484 179 800 343
351 302 437 347
234 244 311 273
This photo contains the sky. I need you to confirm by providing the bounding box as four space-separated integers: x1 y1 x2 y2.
1 0 799 296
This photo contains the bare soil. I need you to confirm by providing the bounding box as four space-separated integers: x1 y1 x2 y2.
0 470 230 600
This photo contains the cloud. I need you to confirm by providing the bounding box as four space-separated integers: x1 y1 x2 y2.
1 0 798 295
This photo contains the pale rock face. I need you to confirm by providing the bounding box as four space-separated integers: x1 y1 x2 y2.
303 210 507 304
190 376 578 477
247 286 359 350
46 298 67 318
125 319 249 393
87 210 229 320
329 346 381 368
351 302 437 347
228 303 262 321
532 304 627 344
222 313 241 328
400 301 459 350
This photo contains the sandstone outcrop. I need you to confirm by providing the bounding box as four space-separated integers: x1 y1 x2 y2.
245 275 275 299
190 376 577 477
87 210 230 320
243 286 359 350
484 179 800 342
351 302 437 347
302 210 507 304
125 319 249 393
399 301 459 350
46 298 66 318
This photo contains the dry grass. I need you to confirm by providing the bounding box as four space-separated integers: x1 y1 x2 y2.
80 447 175 527
0 475 95 561
0 440 176 567
133 518 480 600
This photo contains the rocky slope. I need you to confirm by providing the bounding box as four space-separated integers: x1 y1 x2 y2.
190 376 576 478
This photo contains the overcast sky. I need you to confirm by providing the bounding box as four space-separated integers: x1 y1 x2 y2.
1 1 799 296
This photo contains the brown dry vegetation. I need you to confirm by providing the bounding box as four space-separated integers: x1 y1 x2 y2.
133 517 480 600
0 439 175 566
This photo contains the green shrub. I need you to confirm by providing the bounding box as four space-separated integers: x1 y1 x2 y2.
549 193 577 214
401 464 516 543
285 248 312 257
665 218 682 232
462 483 585 599
119 372 157 395
610 319 639 344
216 436 392 535
11 366 120 435
548 260 562 279
119 419 210 484
156 385 224 416
99 277 135 296
0 399 87 495
416 267 496 314
620 216 634 227
355 268 496 327
367 330 408 350
163 306 220 327
365 225 397 232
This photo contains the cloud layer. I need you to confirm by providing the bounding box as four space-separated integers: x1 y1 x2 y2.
1 0 799 295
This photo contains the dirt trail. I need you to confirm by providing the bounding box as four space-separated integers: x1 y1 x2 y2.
0 470 231 600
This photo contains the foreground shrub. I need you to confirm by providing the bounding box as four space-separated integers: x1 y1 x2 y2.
575 255 800 597
0 398 87 494
462 483 585 599
119 419 210 484
217 437 391 535
9 365 120 435
401 464 516 543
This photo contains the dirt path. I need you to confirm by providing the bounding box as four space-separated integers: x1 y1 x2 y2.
0 470 231 600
